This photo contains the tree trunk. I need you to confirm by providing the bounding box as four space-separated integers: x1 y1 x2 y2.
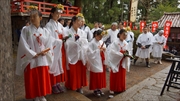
0 0 14 101
74 0 82 11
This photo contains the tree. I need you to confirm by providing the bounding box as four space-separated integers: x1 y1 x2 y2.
0 0 14 100
149 3 179 21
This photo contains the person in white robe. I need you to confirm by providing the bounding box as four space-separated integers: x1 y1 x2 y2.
125 26 134 55
134 27 152 68
105 29 130 98
91 22 101 36
103 22 119 47
152 30 166 64
80 18 92 42
45 4 65 94
64 14 88 94
16 8 62 101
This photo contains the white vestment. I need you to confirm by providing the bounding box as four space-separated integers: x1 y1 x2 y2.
126 31 134 55
65 27 88 70
81 25 92 42
135 33 152 58
45 19 65 76
152 34 166 58
86 38 106 73
106 39 130 73
148 32 154 53
91 28 101 35
16 25 62 75
102 29 119 43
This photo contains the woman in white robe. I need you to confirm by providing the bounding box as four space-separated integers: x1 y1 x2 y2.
45 4 65 93
134 27 152 68
87 30 106 97
152 30 166 64
64 14 88 94
106 29 130 98
16 9 62 101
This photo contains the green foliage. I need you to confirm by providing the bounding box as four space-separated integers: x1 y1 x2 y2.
149 3 179 21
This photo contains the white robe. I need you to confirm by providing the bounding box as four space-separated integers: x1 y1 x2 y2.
147 32 154 53
86 38 106 73
81 25 92 42
91 28 100 35
126 31 134 55
152 34 166 58
102 29 119 43
45 19 64 76
65 27 88 70
135 33 152 58
106 39 130 73
16 25 62 75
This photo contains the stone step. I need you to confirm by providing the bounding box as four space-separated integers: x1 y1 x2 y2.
16 90 91 101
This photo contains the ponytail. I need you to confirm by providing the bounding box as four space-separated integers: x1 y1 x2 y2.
48 7 58 22
69 16 78 29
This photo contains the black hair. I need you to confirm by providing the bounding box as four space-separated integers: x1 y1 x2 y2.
48 7 58 22
58 18 64 22
93 30 103 38
69 16 78 29
117 29 127 38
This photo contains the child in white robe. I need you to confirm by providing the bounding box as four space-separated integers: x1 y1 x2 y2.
16 7 62 101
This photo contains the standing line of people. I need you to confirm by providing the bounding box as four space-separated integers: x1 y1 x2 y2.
16 4 167 101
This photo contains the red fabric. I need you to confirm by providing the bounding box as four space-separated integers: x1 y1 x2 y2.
24 64 51 99
65 61 88 90
89 52 106 90
50 74 61 86
59 44 67 82
110 57 126 92
58 34 63 39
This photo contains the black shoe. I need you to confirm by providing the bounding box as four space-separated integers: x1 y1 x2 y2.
94 90 101 97
134 59 137 65
97 89 105 96
146 62 150 68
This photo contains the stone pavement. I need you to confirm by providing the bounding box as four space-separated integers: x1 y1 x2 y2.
108 66 180 101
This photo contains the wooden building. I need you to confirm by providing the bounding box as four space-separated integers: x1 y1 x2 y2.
158 12 180 54
11 0 80 51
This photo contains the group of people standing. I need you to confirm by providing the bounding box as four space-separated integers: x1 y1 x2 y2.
16 4 166 101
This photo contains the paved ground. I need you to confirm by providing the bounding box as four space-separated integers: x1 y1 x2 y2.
14 59 180 101
108 66 180 101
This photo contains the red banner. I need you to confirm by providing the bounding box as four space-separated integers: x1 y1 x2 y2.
140 21 146 32
151 22 158 32
129 22 133 29
163 21 172 49
123 21 127 27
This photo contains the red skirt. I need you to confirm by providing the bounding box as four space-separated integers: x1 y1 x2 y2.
59 35 67 82
65 61 88 90
59 44 67 82
89 51 106 90
110 60 126 92
50 74 61 86
24 64 51 99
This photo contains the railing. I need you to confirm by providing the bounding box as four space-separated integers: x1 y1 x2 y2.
11 0 80 17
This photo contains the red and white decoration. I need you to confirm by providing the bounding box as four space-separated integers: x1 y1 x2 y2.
151 22 158 32
140 21 146 32
163 21 172 49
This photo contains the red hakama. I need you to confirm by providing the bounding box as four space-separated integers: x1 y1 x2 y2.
24 64 51 99
59 34 67 82
89 52 106 90
110 58 126 92
65 61 88 90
